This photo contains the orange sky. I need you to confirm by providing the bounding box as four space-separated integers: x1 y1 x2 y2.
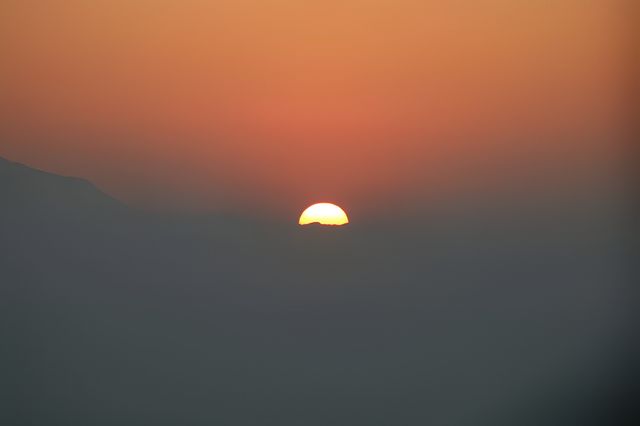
0 1 629 219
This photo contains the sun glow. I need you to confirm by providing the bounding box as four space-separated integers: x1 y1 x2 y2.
299 203 349 226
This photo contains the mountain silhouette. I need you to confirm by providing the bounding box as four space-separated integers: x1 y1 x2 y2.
1 157 121 210
0 156 635 426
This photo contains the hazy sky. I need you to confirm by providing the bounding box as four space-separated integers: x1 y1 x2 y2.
0 1 629 219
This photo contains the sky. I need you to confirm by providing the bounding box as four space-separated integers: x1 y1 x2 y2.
0 0 630 220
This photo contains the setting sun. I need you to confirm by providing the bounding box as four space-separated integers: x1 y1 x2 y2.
299 203 349 226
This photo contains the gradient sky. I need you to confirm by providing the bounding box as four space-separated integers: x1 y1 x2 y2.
0 0 630 219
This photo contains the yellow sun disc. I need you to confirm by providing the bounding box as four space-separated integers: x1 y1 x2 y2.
299 203 349 226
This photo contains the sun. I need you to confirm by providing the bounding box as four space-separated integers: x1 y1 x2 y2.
299 203 349 226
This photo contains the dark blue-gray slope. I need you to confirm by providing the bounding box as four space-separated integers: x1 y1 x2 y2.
0 156 635 426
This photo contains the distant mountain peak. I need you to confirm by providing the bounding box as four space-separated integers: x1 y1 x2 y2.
0 155 124 216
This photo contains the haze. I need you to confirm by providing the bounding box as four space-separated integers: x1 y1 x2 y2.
0 0 629 218
0 2 636 424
